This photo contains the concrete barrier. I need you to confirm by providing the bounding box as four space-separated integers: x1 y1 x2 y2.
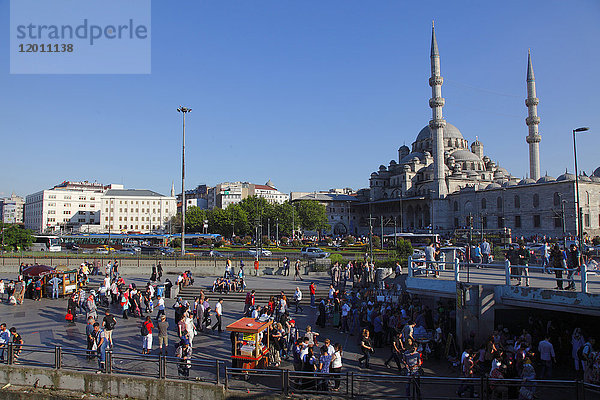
0 365 226 400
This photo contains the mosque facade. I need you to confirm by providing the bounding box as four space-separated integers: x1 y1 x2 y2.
352 24 600 241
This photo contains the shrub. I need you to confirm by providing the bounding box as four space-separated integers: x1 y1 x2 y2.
593 236 600 246
214 239 224 248
395 239 413 259
329 253 344 266
280 236 290 246
171 238 181 248
291 239 302 247
261 235 272 246
343 235 356 245
371 235 381 249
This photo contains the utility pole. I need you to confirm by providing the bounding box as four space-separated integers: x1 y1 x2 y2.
276 217 279 247
380 215 384 250
177 106 192 256
393 216 397 248
267 218 270 243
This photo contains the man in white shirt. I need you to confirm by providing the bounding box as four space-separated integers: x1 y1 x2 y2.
156 295 165 319
538 336 556 379
251 305 261 319
212 298 223 334
294 287 303 313
324 338 335 356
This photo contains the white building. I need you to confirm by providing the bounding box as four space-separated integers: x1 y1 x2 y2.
208 180 289 209
0 193 25 224
25 181 109 233
101 189 176 233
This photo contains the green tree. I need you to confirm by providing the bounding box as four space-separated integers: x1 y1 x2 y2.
1 224 34 251
294 200 329 235
395 238 413 259
185 206 207 233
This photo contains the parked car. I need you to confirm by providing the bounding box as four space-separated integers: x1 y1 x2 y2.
159 247 175 256
411 249 426 259
116 248 137 256
246 249 273 257
300 247 330 259
94 247 110 254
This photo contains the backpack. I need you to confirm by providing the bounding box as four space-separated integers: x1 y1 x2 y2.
140 322 149 336
105 316 116 330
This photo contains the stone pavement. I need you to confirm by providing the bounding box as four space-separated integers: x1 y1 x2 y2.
0 270 582 399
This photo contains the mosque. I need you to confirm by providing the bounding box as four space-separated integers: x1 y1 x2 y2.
353 24 600 240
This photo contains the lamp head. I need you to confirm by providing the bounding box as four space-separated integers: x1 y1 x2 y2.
574 127 589 133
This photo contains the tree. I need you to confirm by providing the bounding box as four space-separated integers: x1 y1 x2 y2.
395 238 413 259
185 206 207 233
1 224 33 251
294 200 329 235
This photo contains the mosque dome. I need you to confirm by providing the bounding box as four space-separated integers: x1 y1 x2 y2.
594 167 600 177
502 180 517 187
557 172 575 181
400 152 424 164
486 183 501 190
496 167 509 175
536 175 556 183
389 160 397 165
416 123 464 142
399 145 410 152
451 150 481 162
518 178 536 185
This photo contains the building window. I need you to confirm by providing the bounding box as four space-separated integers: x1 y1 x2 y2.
481 198 486 209
533 194 539 208
553 193 560 206
554 216 562 228
533 215 541 227
514 195 520 208
585 214 590 227
515 215 521 228
497 197 502 210
64 195 71 200
63 211 71 215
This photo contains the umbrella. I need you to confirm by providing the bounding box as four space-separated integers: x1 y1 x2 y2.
22 265 56 277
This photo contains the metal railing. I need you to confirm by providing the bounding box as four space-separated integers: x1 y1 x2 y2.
1 343 599 399
1 342 224 383
408 256 600 294
224 367 599 399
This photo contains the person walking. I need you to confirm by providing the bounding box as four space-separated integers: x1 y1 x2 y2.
102 311 116 349
141 316 154 354
358 329 373 369
550 244 565 290
93 322 108 373
157 262 163 281
176 340 192 377
566 244 580 291
294 260 303 281
480 238 491 265
254 258 260 276
572 328 585 379
49 276 60 299
212 298 223 334
244 290 255 317
283 256 290 276
384 331 404 371
0 324 9 361
330 343 343 391
157 314 169 356
309 282 316 308
403 344 423 399
294 287 303 313
538 335 556 379
86 317 96 360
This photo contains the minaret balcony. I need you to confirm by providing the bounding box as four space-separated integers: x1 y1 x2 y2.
526 135 541 144
526 116 541 126
429 119 447 129
429 97 445 108
429 76 444 87
525 97 539 107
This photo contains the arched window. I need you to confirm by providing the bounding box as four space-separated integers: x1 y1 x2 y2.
553 192 560 207
514 195 520 208
454 201 459 212
497 197 503 210
533 193 539 208
481 198 487 209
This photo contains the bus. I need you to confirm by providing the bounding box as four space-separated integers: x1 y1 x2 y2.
453 228 512 247
383 232 441 247
31 236 62 252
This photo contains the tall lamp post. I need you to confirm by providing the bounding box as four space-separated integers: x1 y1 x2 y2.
572 127 589 251
177 106 191 256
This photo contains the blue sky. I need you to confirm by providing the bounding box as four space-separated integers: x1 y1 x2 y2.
1 0 599 197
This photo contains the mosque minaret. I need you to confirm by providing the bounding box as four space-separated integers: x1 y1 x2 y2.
526 50 542 181
428 21 448 198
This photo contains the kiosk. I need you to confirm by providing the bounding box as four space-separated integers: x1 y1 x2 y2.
226 317 272 369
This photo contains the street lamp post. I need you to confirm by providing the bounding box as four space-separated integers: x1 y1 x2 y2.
177 106 192 256
558 193 567 249
573 127 589 251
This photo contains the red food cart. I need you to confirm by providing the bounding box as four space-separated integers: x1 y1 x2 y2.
226 317 272 369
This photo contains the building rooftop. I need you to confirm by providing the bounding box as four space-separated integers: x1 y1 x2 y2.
104 189 168 197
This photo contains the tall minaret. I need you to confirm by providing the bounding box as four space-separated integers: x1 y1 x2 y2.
525 50 541 181
429 22 448 197
171 181 175 197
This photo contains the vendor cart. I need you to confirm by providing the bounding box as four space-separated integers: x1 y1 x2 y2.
48 265 79 297
226 317 272 369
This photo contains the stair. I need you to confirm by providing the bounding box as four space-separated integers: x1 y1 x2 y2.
178 286 332 303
